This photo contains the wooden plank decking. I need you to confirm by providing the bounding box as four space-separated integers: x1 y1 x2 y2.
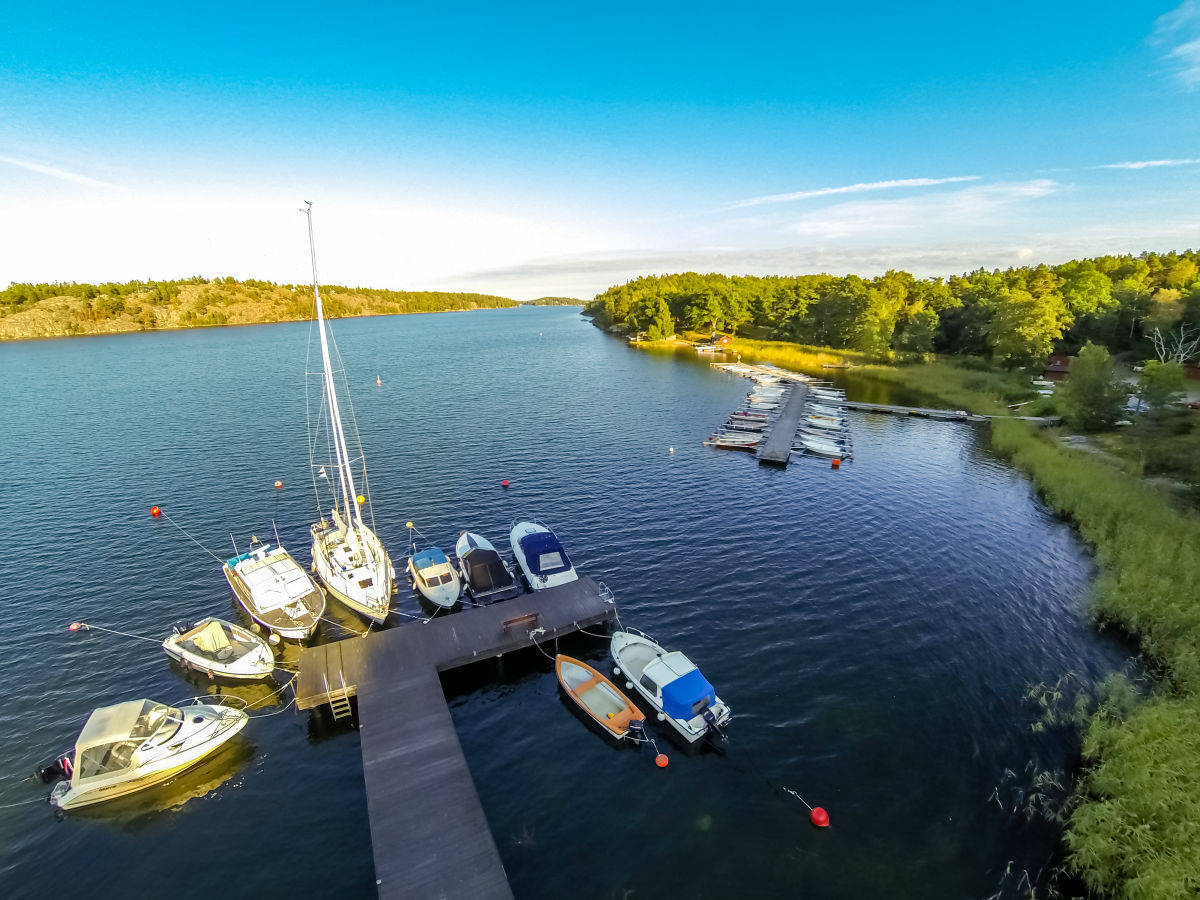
756 383 810 466
296 576 617 899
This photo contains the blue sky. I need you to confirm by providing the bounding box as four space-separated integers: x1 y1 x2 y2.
2 1 1198 299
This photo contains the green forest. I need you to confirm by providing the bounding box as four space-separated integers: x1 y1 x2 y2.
586 250 1200 365
0 277 518 340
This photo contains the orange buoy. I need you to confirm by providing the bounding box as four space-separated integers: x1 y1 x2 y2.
274 480 283 489
831 459 841 469
150 506 162 518
655 754 669 768
810 807 829 828
501 479 510 488
376 376 382 386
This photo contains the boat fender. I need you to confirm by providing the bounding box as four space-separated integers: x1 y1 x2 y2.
612 666 621 676
626 682 634 690
657 713 666 722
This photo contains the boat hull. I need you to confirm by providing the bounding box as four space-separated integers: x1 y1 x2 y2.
161 618 274 680
555 655 645 740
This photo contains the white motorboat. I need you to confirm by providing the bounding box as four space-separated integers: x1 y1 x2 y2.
811 389 846 402
796 434 850 457
455 531 521 603
48 698 248 810
223 541 324 640
808 404 844 418
303 203 395 624
610 630 731 743
162 617 274 680
510 521 579 590
804 415 845 431
407 546 462 608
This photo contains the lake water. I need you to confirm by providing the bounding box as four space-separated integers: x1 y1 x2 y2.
0 307 1130 898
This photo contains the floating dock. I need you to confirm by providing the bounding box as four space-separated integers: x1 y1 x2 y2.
755 383 810 466
296 576 617 900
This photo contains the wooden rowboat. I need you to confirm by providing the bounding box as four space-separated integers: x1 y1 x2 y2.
555 654 646 740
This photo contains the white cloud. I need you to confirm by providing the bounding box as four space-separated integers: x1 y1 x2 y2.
783 180 1061 240
0 155 117 189
1153 1 1200 88
1098 158 1200 169
726 175 981 209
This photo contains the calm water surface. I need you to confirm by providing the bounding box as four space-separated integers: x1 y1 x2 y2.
0 308 1129 898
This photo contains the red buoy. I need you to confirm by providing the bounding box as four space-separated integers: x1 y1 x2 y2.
501 480 510 488
831 459 841 469
68 622 84 631
150 506 162 518
810 807 829 828
655 754 669 768
274 480 283 489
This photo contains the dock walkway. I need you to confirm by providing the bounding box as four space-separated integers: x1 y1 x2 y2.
755 383 810 466
296 576 617 900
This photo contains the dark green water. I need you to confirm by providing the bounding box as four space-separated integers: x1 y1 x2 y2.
0 307 1129 898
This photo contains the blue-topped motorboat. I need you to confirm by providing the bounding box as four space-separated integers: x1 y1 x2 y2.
407 547 462 608
509 521 579 590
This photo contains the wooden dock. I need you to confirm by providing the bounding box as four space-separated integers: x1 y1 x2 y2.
756 383 810 466
296 576 617 900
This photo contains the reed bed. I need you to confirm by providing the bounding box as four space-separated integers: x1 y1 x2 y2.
991 418 1200 896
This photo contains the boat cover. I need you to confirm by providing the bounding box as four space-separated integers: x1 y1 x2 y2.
661 669 716 720
412 547 450 570
462 548 515 592
192 621 231 654
518 531 572 576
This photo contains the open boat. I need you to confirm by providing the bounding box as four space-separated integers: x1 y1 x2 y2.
162 617 274 680
555 654 646 741
795 434 850 458
610 630 730 743
804 415 844 431
223 541 324 640
510 521 578 590
455 531 521 603
47 698 247 810
303 203 395 624
407 547 462 608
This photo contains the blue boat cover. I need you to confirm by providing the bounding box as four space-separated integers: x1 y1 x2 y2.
661 668 715 720
412 547 449 570
519 531 572 576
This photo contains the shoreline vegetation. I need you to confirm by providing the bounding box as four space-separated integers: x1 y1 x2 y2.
0 278 581 341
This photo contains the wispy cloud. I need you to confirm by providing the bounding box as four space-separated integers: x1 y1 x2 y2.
1097 158 1200 169
726 175 981 210
1153 1 1200 88
784 180 1060 240
0 155 117 189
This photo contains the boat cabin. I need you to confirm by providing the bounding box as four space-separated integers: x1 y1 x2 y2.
73 700 184 783
518 532 573 579
411 548 457 588
638 652 716 721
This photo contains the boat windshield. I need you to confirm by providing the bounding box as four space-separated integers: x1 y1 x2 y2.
134 702 185 744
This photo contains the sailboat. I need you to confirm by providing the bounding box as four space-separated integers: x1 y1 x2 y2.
303 203 395 623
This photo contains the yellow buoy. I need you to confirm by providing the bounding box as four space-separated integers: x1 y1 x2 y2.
356 494 366 505
406 521 414 529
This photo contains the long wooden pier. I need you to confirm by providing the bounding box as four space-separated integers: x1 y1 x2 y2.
296 576 617 900
755 383 810 466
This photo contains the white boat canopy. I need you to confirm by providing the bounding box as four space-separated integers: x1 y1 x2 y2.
74 700 181 780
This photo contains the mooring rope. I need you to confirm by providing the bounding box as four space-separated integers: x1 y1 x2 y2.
156 509 225 564
67 622 161 644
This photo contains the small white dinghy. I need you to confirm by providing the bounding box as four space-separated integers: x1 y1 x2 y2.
610 630 731 743
162 617 275 680
510 521 578 590
48 698 247 810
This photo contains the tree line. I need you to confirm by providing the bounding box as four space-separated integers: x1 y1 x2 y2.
585 250 1200 365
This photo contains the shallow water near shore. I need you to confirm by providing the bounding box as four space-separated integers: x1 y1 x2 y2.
0 307 1130 898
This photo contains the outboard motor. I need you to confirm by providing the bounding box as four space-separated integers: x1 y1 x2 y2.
702 709 727 740
627 719 646 741
171 620 194 636
37 755 73 784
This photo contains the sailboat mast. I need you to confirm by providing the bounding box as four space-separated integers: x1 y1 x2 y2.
303 203 363 533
